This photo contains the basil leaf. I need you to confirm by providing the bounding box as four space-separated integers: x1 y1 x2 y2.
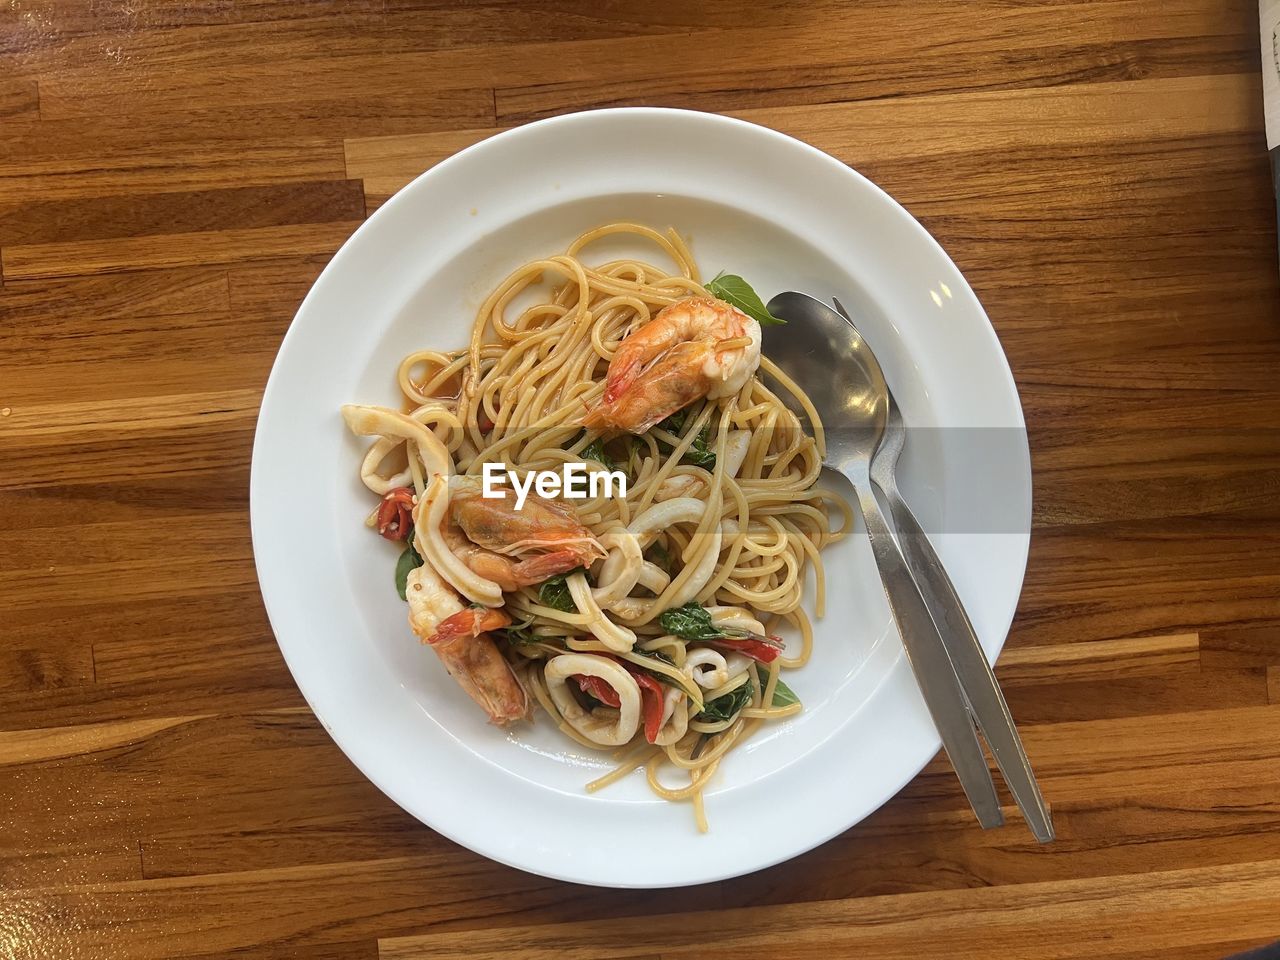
501 625 539 645
630 645 676 666
763 674 800 708
538 573 577 613
657 409 688 436
696 677 754 723
581 437 616 472
647 541 672 575
705 273 785 326
394 539 424 601
682 428 716 469
658 602 722 642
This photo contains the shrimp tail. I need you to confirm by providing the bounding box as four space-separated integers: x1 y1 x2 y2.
427 607 513 646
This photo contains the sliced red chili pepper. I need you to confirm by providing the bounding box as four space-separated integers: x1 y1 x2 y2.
708 635 784 663
376 486 415 542
632 671 665 744
603 655 667 743
573 674 621 708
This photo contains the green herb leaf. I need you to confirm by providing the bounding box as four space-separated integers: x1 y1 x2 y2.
696 677 754 723
705 273 785 326
581 437 616 472
647 541 672 575
538 573 578 613
501 624 539 645
394 538 424 601
658 602 723 643
763 674 800 708
682 427 716 469
630 645 676 666
657 409 688 436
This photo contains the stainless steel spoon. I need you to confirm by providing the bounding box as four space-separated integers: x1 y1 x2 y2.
833 297 1053 843
764 291 1004 830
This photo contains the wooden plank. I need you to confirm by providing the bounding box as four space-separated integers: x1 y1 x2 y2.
1270 666 1280 704
496 23 1254 123
0 510 256 612
0 845 722 959
346 73 1260 205
965 704 1280 805
0 268 232 329
1013 518 1280 648
728 781 1280 903
1201 621 1280 669
0 715 209 766
992 635 1272 723
0 180 365 246
996 634 1201 685
1002 668 1270 723
0 267 292 404
35 1 1252 119
0 128 350 204
378 858 1280 959
1 221 362 280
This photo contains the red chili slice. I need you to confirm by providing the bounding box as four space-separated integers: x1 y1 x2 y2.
708 635 784 663
632 671 665 744
376 487 415 541
573 674 621 708
603 655 667 743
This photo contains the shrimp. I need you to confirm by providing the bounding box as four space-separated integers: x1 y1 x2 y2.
405 563 527 724
442 519 589 593
584 296 762 434
448 475 605 581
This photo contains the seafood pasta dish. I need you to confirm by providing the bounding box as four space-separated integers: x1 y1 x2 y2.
342 223 852 831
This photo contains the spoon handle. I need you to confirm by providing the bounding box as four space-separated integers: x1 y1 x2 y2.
846 470 1004 829
882 484 1055 843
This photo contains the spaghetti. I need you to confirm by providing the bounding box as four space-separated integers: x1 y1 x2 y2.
343 223 852 830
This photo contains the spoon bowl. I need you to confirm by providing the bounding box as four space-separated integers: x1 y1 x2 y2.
763 291 888 469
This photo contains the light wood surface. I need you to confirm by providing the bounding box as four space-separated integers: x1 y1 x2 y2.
1 2 1278 958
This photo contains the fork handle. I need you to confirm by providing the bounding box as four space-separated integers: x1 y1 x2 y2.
881 483 1054 843
845 468 1004 829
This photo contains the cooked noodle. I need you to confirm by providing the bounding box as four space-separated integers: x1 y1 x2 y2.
345 222 852 831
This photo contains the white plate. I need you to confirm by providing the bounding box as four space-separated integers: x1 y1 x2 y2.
250 108 1031 888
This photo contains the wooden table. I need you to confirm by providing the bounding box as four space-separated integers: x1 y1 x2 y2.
3 2 1279 958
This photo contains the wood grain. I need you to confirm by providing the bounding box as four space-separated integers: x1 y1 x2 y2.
379 859 1280 960
2 1 1279 958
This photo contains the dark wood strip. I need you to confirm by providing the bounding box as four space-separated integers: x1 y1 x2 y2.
496 31 1257 123
1015 517 1280 647
33 1 1254 118
0 268 231 328
726 781 1280 904
0 180 366 246
1 220 361 281
0 390 260 489
1003 668 1270 723
0 128 349 204
378 857 1280 959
